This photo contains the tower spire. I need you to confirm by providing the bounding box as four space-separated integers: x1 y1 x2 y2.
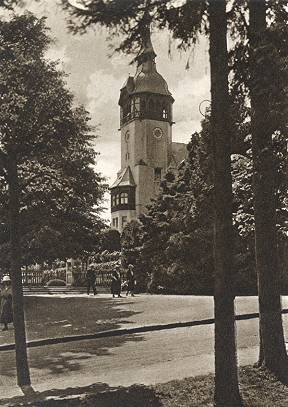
135 24 156 66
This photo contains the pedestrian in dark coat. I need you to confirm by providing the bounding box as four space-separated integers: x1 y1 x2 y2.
0 275 13 331
126 264 135 297
111 265 122 298
86 265 97 295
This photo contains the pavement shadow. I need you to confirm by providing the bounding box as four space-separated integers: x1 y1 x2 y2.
0 382 163 406
21 296 143 344
0 332 145 378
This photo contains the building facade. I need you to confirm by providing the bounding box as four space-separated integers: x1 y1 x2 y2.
110 35 187 232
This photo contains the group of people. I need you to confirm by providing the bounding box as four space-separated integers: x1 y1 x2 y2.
86 263 136 298
0 264 136 331
111 264 135 298
0 275 13 331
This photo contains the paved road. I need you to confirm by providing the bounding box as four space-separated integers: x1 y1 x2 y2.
0 296 287 405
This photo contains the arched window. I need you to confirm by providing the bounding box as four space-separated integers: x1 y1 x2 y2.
134 97 140 115
120 192 128 204
162 106 168 119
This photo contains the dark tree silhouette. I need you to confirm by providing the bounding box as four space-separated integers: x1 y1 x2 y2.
248 0 288 383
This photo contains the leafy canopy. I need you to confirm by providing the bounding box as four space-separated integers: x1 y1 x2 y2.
0 13 107 267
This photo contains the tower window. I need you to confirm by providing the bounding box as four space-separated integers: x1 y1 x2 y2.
112 195 116 207
122 216 128 228
154 168 162 181
125 130 130 141
115 194 120 205
134 97 140 113
120 192 129 204
125 152 130 161
162 108 168 119
112 217 119 229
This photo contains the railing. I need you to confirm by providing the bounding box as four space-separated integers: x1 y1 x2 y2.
21 265 118 288
72 269 114 288
95 270 113 287
22 268 67 286
22 270 43 286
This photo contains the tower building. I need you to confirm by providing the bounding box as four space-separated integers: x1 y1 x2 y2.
110 34 186 232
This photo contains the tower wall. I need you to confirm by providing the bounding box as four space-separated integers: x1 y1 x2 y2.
111 34 176 232
133 164 155 216
111 209 137 233
121 119 172 170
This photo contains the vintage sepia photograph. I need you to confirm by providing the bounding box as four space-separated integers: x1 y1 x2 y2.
0 0 287 406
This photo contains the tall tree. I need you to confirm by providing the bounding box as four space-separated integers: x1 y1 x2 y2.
64 1 243 404
0 13 106 387
208 1 242 404
248 0 288 382
0 0 30 385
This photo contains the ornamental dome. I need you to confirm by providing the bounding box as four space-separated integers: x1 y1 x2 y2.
133 68 171 96
131 30 172 97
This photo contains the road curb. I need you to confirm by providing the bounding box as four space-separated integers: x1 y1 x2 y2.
1 309 287 352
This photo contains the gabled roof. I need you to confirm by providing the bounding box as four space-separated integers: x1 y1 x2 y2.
110 166 136 189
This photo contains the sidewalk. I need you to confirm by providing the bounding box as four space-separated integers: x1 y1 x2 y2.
0 321 262 405
0 295 287 406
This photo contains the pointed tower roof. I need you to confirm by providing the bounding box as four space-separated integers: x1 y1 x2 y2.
132 27 172 97
135 25 156 66
110 166 136 189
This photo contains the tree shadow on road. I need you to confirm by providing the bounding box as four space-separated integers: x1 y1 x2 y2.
0 332 145 378
21 296 143 344
0 382 164 406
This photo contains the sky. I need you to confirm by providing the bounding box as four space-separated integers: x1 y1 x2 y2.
12 1 211 220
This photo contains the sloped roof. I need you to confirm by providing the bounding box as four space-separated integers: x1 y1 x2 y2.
110 166 136 189
119 31 172 101
133 69 171 96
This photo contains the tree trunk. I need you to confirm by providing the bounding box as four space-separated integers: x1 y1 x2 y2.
249 0 288 383
208 1 243 406
7 158 31 386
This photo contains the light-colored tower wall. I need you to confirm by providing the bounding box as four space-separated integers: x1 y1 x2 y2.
111 209 136 233
121 120 172 170
121 119 172 214
111 32 175 231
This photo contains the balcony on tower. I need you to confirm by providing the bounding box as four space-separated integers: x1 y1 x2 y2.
110 166 136 213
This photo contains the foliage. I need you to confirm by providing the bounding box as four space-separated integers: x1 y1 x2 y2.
63 0 288 295
96 228 121 253
121 104 286 294
121 219 147 291
63 0 207 56
46 279 66 287
0 13 107 270
40 268 67 285
91 250 120 263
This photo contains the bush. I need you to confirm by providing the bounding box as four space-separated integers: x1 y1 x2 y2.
46 279 66 287
41 268 66 285
147 262 214 295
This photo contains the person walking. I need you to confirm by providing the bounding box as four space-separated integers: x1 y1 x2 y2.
86 265 97 296
111 265 122 298
0 275 13 331
126 264 135 297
